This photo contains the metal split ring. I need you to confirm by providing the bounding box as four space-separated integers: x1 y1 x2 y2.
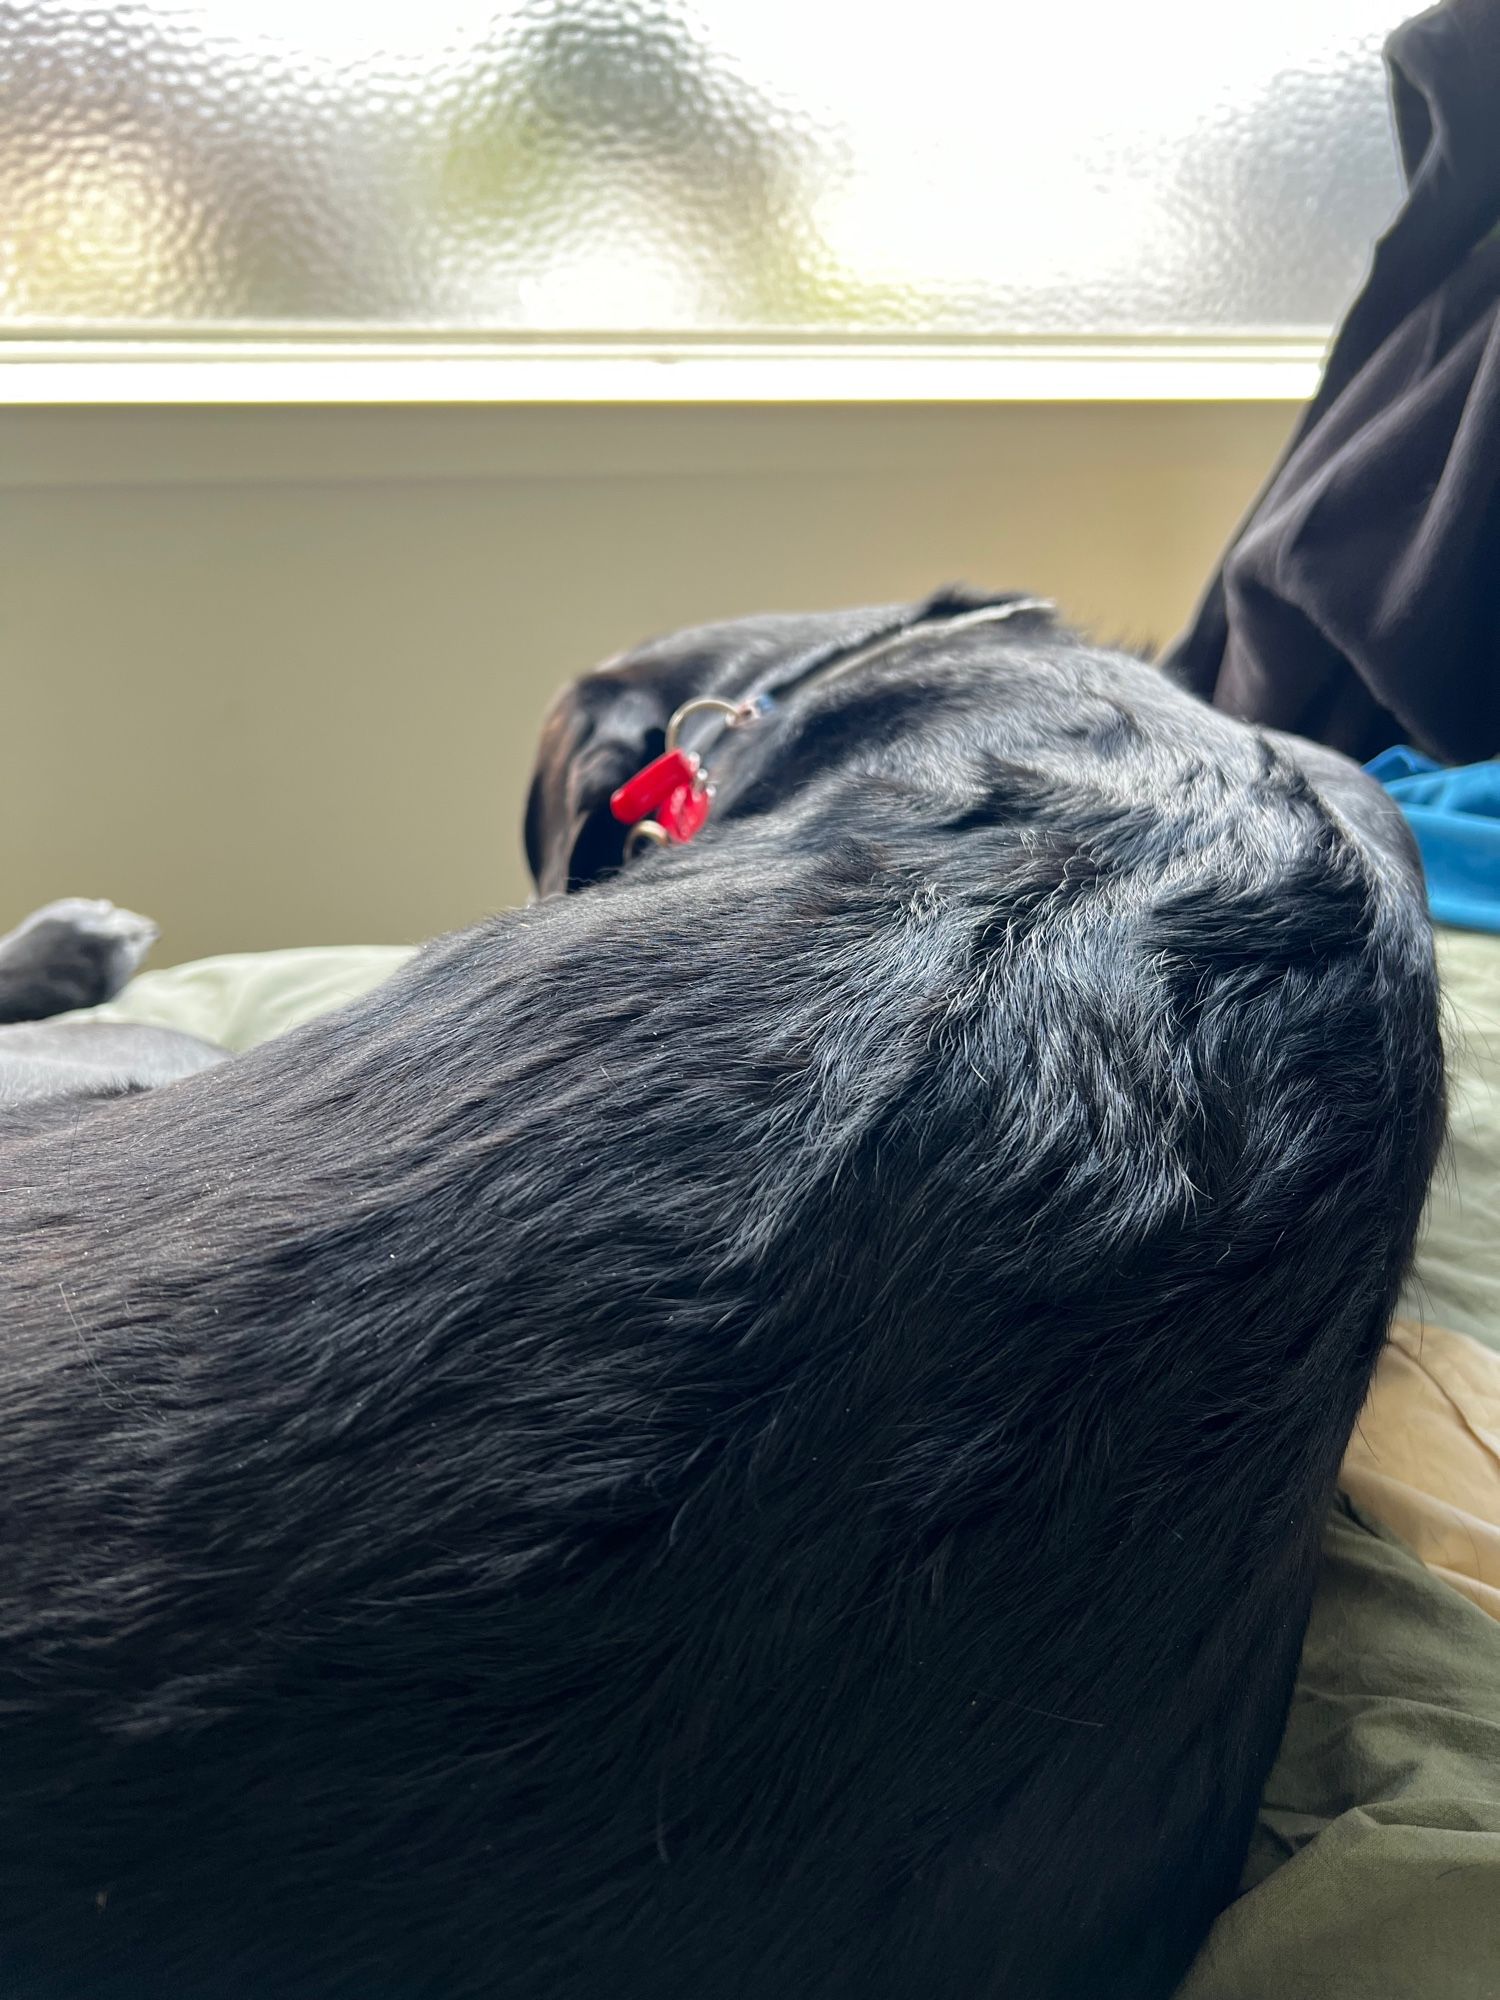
665 696 757 754
623 820 671 859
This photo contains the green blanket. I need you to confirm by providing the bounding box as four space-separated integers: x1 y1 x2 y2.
1181 1501 1500 1998
82 930 1500 1996
1398 929 1500 1359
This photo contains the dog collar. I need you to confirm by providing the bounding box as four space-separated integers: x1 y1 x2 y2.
609 595 1055 853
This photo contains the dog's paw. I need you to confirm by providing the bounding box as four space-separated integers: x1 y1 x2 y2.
0 899 161 1022
21 899 161 994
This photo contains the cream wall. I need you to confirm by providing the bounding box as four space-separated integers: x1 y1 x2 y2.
0 400 1295 963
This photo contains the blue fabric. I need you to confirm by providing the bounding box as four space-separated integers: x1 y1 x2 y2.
1366 748 1500 935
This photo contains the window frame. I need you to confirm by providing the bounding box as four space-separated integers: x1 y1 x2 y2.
0 333 1324 406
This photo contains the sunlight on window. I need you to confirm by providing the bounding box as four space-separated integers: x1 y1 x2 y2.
0 0 1410 335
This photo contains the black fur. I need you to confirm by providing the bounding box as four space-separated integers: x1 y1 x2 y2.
0 595 1445 1998
0 899 159 1025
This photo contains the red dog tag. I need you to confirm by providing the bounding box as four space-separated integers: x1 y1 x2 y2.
610 748 699 825
656 780 711 842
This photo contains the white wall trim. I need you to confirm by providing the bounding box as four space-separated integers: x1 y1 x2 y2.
0 335 1325 406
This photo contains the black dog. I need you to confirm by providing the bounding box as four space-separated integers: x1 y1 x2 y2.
0 592 1444 1999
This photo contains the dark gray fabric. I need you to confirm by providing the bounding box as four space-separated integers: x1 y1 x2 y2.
1165 0 1500 765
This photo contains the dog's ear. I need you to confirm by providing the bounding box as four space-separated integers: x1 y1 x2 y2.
523 669 682 897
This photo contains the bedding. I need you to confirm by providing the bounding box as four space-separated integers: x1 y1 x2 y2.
1179 1498 1500 2000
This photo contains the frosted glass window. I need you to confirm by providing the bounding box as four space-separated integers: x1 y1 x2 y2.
0 0 1408 334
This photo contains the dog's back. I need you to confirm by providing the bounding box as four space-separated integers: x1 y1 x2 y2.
0 615 1444 1998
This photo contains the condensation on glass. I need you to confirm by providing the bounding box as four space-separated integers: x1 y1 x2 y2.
0 0 1408 335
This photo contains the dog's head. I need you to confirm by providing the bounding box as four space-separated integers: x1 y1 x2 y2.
523 589 1062 897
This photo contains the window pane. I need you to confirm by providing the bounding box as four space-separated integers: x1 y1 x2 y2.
0 0 1407 335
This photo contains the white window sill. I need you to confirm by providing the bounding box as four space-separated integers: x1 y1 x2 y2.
0 335 1324 405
